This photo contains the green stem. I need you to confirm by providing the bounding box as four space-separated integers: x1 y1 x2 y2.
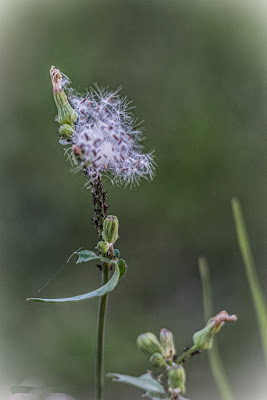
199 256 234 400
96 264 109 400
231 197 267 367
176 344 198 364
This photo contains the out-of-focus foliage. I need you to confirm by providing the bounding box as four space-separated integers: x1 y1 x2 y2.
0 1 266 399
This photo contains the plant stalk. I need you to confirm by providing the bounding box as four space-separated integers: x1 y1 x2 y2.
231 197 267 367
96 264 109 400
199 256 234 400
176 344 198 364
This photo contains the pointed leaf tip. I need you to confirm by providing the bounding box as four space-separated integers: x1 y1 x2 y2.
27 264 120 303
108 373 165 395
75 249 110 264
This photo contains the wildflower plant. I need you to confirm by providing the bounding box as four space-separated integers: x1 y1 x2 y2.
25 66 155 400
13 67 239 400
109 311 237 400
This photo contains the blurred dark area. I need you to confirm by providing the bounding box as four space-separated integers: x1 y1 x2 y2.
0 1 266 399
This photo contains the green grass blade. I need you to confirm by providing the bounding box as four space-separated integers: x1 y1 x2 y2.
199 256 234 400
231 197 267 366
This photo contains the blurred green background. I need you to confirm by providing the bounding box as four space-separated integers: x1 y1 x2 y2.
0 0 266 399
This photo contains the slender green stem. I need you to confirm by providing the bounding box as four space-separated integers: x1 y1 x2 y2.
199 257 213 319
199 256 234 400
231 197 267 366
176 344 198 364
96 264 109 400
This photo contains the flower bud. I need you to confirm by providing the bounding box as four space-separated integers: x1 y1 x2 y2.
53 90 78 126
50 66 78 126
97 241 109 255
149 352 166 368
193 311 237 350
160 328 176 360
168 365 186 393
137 333 163 357
193 320 215 350
102 215 119 243
59 124 74 138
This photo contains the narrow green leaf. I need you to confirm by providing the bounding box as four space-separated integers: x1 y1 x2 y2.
27 264 120 303
108 373 166 394
117 259 127 278
199 256 234 400
75 250 110 264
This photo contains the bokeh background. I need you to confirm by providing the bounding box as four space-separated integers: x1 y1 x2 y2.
0 0 266 399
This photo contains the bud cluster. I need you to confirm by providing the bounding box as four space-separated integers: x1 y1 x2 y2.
135 313 237 398
50 66 155 186
137 329 176 363
137 330 187 395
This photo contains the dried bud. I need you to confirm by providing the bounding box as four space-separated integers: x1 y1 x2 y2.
59 124 74 138
50 66 78 126
149 352 166 368
193 311 237 350
102 215 119 244
160 328 176 360
137 332 163 357
97 241 109 255
168 365 186 394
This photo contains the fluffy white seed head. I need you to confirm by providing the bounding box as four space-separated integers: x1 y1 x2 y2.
53 68 155 186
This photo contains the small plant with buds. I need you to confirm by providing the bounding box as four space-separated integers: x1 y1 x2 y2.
23 66 155 400
12 67 244 400
110 311 237 400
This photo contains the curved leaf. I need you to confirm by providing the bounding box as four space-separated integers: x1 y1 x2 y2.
108 373 166 395
75 250 110 264
27 264 120 303
117 259 127 279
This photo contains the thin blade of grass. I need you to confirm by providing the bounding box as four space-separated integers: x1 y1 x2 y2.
199 256 234 400
231 197 267 366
